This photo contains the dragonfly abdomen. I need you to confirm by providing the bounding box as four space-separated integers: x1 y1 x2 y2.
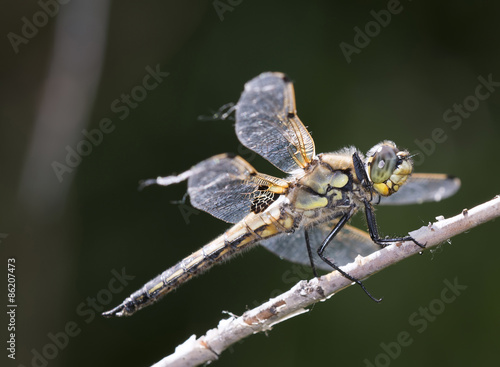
103 206 295 317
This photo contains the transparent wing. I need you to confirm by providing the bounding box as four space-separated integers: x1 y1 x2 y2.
378 173 461 205
236 72 315 173
261 220 380 271
187 154 288 224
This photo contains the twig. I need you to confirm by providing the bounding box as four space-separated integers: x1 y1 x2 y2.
151 195 500 367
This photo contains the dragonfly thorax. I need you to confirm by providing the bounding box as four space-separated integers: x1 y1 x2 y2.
291 158 355 215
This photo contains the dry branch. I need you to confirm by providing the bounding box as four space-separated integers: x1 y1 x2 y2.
151 195 500 367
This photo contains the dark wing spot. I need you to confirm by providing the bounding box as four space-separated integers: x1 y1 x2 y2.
250 191 280 214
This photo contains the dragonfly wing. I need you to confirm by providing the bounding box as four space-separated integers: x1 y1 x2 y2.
378 173 461 205
187 154 288 223
261 220 380 271
236 72 315 173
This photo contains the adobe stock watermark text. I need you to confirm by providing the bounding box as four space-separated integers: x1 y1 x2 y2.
52 64 169 183
363 277 467 367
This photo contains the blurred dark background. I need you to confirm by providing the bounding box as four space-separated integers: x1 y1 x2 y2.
1 1 499 366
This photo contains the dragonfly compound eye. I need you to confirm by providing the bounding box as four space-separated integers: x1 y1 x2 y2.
366 142 412 197
369 145 397 184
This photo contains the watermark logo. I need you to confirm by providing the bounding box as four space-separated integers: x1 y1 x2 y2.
7 258 17 360
7 0 71 54
213 0 243 21
339 0 407 64
18 268 134 367
411 73 499 166
363 277 467 367
51 64 169 183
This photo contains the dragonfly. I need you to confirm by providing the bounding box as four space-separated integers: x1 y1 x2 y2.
103 72 460 317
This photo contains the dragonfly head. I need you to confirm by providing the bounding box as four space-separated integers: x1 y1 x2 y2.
366 141 412 196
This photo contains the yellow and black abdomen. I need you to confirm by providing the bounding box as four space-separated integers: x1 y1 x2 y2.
102 205 296 317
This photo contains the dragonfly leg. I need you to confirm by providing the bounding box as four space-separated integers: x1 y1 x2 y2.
363 200 426 248
353 152 374 202
317 213 382 303
353 152 369 185
304 229 319 278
